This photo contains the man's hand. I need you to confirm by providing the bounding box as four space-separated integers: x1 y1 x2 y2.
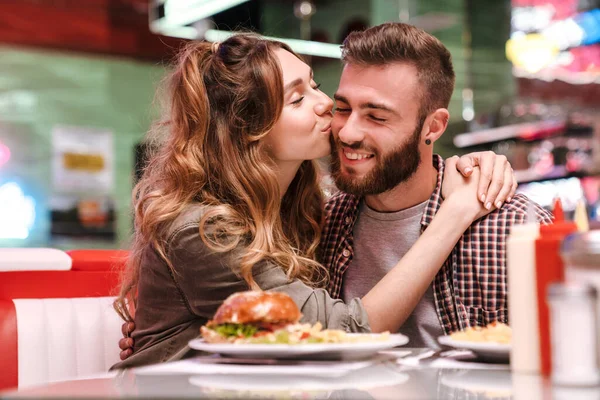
451 151 517 209
119 321 135 361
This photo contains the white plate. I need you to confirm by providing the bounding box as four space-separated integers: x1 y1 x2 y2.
438 336 510 363
188 333 408 360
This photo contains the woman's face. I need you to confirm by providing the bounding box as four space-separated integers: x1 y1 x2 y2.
264 48 334 163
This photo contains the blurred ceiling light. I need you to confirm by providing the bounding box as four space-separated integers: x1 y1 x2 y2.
158 0 250 29
156 25 199 39
150 0 342 59
294 0 316 19
154 26 343 59
506 33 559 73
205 29 342 58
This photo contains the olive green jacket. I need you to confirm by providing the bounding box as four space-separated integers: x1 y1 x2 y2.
112 204 370 369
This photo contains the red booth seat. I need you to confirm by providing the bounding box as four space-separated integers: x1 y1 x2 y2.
0 249 128 391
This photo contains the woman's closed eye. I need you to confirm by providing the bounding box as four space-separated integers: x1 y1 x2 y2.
290 83 322 106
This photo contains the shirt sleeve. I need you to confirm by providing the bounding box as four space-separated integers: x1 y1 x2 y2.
166 223 372 333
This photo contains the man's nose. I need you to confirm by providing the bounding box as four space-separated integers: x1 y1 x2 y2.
336 114 365 145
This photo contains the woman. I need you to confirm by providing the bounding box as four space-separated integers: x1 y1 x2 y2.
113 34 515 368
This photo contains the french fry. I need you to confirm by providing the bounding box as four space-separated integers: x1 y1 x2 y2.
449 322 511 344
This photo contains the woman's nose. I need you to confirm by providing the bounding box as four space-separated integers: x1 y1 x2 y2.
315 93 334 116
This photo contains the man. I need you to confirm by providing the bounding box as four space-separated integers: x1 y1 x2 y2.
320 22 552 347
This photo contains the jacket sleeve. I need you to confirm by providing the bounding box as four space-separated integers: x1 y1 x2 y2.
166 222 372 333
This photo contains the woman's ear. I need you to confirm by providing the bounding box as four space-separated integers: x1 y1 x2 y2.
423 108 450 145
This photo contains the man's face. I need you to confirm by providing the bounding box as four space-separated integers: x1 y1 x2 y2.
330 62 425 196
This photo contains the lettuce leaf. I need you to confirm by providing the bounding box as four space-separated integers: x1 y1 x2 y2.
212 323 258 338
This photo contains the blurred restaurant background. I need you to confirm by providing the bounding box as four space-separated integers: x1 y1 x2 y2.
0 0 598 250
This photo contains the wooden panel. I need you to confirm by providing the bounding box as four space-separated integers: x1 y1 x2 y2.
0 0 186 61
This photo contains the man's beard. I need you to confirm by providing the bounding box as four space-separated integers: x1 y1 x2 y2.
330 119 424 196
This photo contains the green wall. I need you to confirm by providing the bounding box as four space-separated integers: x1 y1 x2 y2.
0 45 165 249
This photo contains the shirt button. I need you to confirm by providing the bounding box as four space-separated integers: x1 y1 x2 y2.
345 217 351 224
342 249 351 257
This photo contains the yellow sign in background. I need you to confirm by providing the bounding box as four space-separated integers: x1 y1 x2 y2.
62 152 105 172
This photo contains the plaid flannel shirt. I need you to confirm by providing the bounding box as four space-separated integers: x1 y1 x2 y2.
320 154 553 334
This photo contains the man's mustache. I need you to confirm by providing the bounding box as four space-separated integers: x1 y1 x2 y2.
333 139 377 154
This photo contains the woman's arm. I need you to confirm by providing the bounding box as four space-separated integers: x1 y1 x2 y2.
362 163 485 333
117 164 495 358
149 216 374 333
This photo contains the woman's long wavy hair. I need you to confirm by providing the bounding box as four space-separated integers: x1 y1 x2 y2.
114 34 327 321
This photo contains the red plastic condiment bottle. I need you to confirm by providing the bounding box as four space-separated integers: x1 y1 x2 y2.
535 199 578 377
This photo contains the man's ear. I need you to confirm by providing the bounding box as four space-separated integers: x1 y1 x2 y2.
423 108 450 144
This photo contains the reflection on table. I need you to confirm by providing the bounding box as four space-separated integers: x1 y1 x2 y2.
3 349 600 400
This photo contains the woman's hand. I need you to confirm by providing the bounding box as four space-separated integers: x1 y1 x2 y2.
442 157 488 221
448 151 517 210
118 321 135 360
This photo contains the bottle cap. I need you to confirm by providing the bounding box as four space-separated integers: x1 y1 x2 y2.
553 197 564 221
540 198 577 237
574 200 590 233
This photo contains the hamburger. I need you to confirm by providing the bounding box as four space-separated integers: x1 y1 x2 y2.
200 291 307 344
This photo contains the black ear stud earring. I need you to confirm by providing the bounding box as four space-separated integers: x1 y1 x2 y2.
425 139 431 145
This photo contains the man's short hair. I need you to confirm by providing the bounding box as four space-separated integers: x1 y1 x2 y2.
341 23 455 117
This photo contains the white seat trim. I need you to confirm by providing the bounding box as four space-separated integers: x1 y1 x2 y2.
0 248 72 271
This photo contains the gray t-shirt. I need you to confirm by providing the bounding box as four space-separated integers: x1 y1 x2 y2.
341 200 443 348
